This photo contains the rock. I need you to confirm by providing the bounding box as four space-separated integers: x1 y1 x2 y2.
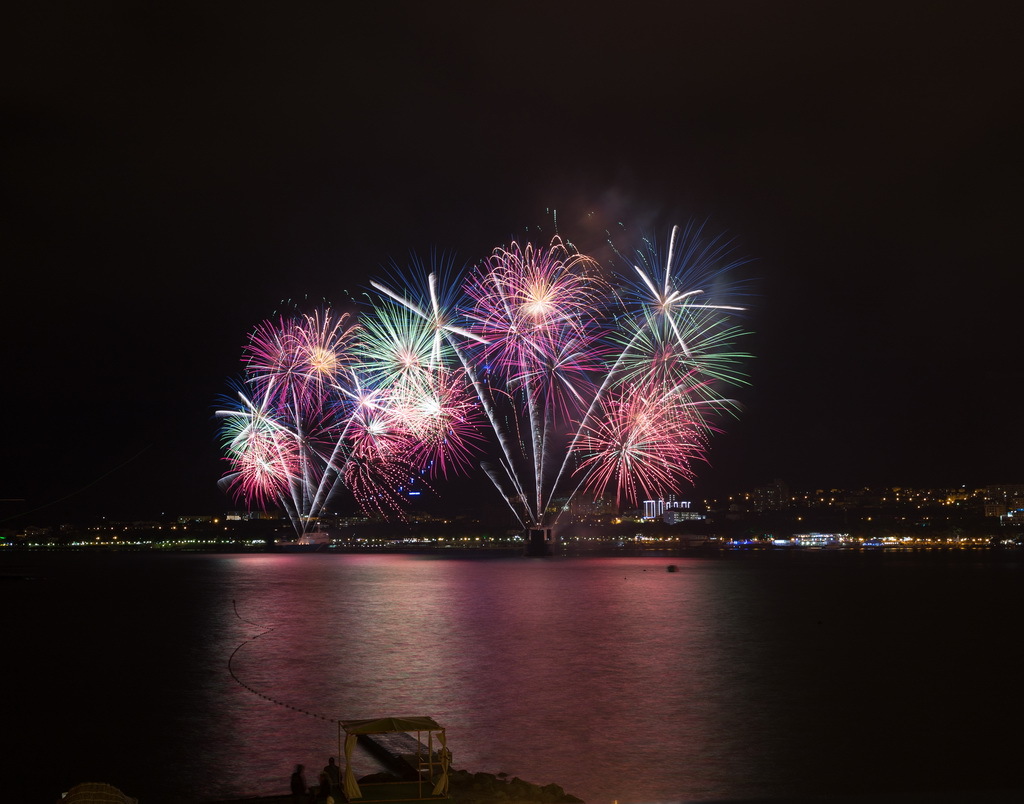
448 768 583 804
357 772 402 784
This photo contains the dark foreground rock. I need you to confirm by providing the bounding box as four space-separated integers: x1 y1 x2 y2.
448 769 584 804
205 768 583 804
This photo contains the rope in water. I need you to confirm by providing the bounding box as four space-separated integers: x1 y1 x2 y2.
228 599 339 724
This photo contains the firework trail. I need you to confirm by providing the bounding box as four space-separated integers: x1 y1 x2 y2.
457 237 608 526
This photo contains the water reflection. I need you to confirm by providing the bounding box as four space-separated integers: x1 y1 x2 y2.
6 551 1021 804
210 556 758 803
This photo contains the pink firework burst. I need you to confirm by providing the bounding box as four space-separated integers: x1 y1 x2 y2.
243 308 356 409
574 382 709 508
338 390 419 519
393 367 486 477
221 424 300 510
293 309 358 398
343 390 413 464
464 237 604 388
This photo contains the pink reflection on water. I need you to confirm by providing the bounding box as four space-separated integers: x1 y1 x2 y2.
197 555 798 803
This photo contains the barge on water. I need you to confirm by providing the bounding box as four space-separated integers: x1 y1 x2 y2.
339 716 451 803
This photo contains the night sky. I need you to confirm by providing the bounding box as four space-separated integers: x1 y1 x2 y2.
2 2 1022 524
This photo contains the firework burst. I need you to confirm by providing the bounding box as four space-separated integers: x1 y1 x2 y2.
216 307 363 535
217 222 751 533
574 381 711 508
216 385 300 509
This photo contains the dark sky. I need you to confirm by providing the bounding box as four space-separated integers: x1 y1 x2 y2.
2 2 1022 524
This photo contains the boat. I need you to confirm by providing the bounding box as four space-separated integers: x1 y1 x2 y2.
273 529 333 552
339 716 451 802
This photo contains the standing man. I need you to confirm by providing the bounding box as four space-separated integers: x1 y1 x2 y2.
290 764 308 803
323 756 341 800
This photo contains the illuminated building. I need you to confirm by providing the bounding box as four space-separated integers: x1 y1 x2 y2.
752 478 789 511
643 499 666 519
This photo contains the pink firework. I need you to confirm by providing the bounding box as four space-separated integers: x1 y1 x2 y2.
338 390 418 518
242 316 305 406
574 382 709 508
344 390 413 464
219 308 361 534
221 423 300 510
393 367 486 477
293 309 358 398
243 309 356 409
464 237 604 390
457 237 610 519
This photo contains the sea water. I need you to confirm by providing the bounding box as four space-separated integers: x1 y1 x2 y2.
2 550 1022 804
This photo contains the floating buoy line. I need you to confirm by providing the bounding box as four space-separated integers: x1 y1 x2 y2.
229 599 339 724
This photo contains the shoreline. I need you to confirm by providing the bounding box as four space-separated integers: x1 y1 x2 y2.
203 769 584 804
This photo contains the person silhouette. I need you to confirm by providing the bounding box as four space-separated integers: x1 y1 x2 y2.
316 769 332 802
323 757 341 798
290 763 308 803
